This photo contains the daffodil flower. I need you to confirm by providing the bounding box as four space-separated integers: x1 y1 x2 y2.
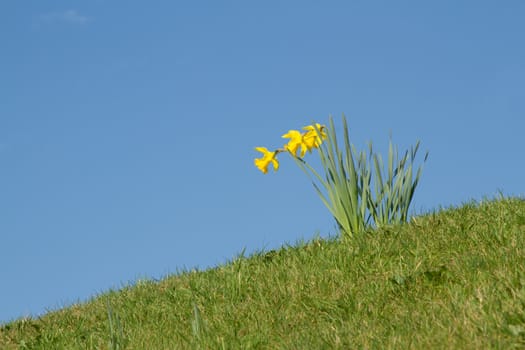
282 124 327 157
302 123 327 149
282 130 303 156
254 147 279 174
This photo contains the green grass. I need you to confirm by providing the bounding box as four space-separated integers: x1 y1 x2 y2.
2 197 525 349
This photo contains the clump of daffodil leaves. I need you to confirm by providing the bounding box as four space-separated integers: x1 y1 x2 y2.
254 114 428 239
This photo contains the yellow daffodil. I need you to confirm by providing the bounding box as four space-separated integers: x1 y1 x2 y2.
282 124 327 157
282 130 303 156
254 147 279 174
302 123 327 149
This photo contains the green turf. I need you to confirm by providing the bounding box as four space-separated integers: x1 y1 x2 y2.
2 197 525 349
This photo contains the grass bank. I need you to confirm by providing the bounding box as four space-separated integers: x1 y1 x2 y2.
1 198 525 349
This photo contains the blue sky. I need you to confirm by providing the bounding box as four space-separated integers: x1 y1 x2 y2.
1 1 524 323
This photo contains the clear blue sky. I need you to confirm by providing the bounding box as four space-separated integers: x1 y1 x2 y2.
1 1 524 323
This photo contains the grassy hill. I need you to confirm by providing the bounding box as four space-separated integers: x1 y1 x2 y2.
1 198 525 349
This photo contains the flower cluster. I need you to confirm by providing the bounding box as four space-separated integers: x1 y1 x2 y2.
254 123 327 174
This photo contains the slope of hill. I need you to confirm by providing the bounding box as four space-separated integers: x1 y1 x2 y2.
1 198 525 349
